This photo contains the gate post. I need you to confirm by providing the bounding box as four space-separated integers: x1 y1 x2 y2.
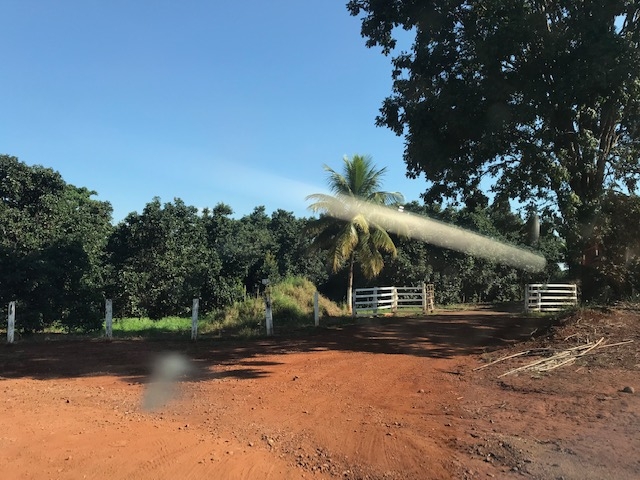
422 283 427 314
373 287 378 315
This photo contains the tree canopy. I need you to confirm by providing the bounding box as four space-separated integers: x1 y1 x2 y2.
347 1 640 276
106 197 221 319
0 154 113 331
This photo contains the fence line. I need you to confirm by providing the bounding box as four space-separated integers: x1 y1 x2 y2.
525 284 578 312
5 288 352 341
353 284 435 316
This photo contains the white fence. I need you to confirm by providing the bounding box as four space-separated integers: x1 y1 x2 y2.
525 284 578 312
5 291 323 342
353 284 435 316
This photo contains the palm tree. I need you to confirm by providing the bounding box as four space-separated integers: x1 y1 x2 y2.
306 154 404 313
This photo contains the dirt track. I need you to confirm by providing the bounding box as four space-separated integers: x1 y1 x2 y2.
1 310 639 479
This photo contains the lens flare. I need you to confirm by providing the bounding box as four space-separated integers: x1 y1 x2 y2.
322 195 546 272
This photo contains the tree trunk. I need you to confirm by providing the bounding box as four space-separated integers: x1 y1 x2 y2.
562 200 600 302
346 255 354 314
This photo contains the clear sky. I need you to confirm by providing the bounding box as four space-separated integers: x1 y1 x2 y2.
1 0 428 223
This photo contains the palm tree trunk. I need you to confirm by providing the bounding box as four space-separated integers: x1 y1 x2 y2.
347 254 354 314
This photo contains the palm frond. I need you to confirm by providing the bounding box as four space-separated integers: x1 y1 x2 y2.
329 223 359 272
323 164 353 196
367 191 405 206
358 242 385 280
369 226 398 256
350 213 370 235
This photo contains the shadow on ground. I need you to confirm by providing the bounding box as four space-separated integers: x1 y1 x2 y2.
0 310 558 382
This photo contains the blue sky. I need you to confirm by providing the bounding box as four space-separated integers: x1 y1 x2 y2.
1 0 427 223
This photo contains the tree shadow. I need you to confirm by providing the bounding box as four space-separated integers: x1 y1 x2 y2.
274 311 552 358
0 310 557 383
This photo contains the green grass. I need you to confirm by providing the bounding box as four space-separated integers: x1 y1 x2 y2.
110 316 203 338
2 277 347 341
200 276 347 338
1 316 203 342
109 277 347 340
436 303 483 311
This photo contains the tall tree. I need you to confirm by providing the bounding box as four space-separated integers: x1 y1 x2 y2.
348 1 640 289
107 198 220 319
0 154 113 331
306 154 404 311
218 206 277 295
201 203 247 307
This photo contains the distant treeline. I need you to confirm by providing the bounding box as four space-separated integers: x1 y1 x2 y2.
3 154 636 332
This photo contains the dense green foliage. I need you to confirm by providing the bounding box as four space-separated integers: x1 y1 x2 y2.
106 198 221 319
0 154 113 331
347 1 640 293
306 155 404 311
107 200 329 320
581 192 640 301
4 153 634 333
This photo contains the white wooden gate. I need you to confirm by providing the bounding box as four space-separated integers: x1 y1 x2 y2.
525 284 578 312
353 284 434 316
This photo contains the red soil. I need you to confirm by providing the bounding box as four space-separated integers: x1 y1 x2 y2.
1 309 638 479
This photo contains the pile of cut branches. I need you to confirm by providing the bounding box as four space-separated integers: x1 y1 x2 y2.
474 338 634 377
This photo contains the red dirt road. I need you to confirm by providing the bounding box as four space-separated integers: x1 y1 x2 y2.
1 310 638 479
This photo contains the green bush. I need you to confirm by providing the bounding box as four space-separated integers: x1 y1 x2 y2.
201 276 345 337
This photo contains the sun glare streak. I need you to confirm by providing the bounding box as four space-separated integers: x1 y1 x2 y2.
322 195 547 272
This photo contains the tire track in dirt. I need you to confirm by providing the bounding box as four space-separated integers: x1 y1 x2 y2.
121 436 196 480
176 349 462 479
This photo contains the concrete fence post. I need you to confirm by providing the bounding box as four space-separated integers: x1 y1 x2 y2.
7 301 15 344
314 291 319 327
105 299 113 339
191 299 199 340
422 283 427 314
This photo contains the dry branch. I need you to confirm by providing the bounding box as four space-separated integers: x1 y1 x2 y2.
496 336 634 377
591 339 634 350
473 351 531 371
538 357 577 372
575 337 605 356
498 354 566 378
